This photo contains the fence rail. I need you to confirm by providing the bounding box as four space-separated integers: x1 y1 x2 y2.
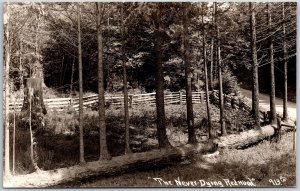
8 91 217 111
8 90 272 124
8 90 256 114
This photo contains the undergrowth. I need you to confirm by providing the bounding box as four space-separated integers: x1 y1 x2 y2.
9 103 253 174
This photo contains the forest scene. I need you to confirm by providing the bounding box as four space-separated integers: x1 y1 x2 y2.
2 1 297 188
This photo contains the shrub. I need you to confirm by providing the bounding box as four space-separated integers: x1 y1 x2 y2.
214 69 239 95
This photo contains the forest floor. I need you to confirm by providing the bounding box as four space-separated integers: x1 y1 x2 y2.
11 103 255 174
8 93 296 188
65 132 296 188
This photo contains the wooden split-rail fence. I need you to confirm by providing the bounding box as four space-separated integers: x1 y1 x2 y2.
9 90 271 123
8 91 220 111
9 90 265 118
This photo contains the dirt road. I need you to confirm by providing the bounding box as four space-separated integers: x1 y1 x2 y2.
240 89 297 122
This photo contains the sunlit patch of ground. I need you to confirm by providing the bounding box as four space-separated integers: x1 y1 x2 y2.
76 132 295 188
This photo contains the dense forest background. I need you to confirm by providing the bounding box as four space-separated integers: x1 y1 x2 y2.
6 2 296 97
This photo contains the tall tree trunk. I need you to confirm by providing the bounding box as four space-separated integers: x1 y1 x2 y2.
282 3 288 121
210 4 215 91
4 3 11 177
210 40 214 90
70 56 75 101
215 2 226 135
202 3 213 139
28 90 35 170
106 12 111 92
121 4 132 154
13 96 16 174
267 3 276 124
77 4 85 163
35 11 44 82
96 3 111 160
183 3 196 144
250 3 260 128
154 4 172 148
19 33 24 91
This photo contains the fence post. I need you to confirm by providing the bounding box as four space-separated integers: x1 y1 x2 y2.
200 92 204 103
179 91 182 106
129 95 133 108
238 98 243 110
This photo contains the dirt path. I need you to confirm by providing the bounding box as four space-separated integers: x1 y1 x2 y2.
240 89 296 122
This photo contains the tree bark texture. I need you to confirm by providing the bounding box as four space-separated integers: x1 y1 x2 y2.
121 4 132 153
202 3 213 139
267 3 276 124
96 2 111 160
183 2 196 144
154 4 172 148
282 3 288 121
210 4 215 91
77 4 85 163
215 2 226 135
4 3 11 176
250 3 260 128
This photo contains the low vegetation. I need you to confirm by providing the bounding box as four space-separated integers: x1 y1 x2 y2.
10 102 254 174
68 132 296 187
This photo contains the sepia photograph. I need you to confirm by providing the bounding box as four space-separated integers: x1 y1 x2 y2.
2 1 297 188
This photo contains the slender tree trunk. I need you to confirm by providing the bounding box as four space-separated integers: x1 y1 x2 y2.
267 3 276 124
96 3 111 160
29 90 35 169
210 4 215 91
70 56 75 101
282 3 288 121
154 4 172 148
215 2 226 135
183 3 196 144
13 96 16 174
4 3 11 177
210 40 214 90
107 12 111 92
19 33 24 91
35 12 44 81
202 3 213 139
77 4 85 163
250 3 260 128
121 4 132 154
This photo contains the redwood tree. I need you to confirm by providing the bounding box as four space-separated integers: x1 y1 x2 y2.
282 2 288 121
202 3 213 138
121 3 132 153
77 4 85 163
250 2 260 127
154 4 172 148
183 2 196 143
215 2 226 135
4 2 11 177
96 2 111 160
267 3 276 124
